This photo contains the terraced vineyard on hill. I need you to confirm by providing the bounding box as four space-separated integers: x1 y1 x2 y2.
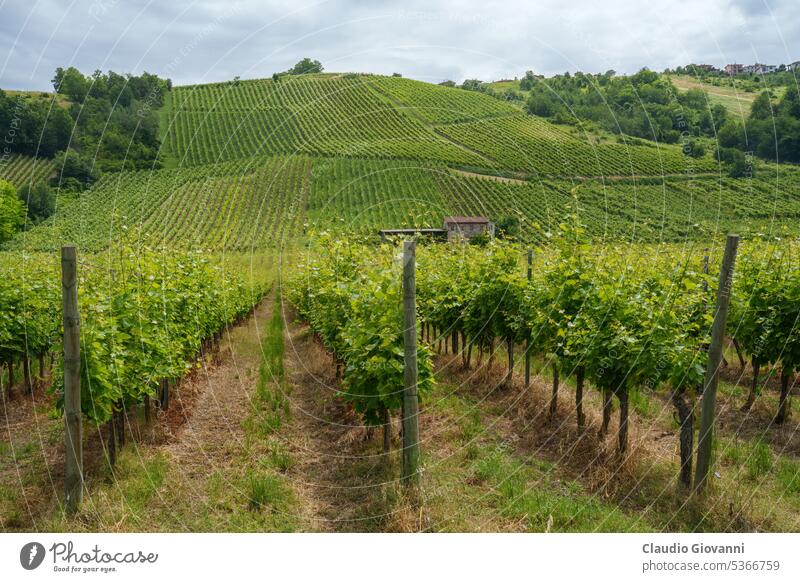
369 76 521 124
13 156 310 251
435 114 719 176
163 75 487 166
8 72 800 252
0 154 55 188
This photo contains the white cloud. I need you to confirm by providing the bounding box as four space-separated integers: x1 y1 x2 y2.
0 0 796 90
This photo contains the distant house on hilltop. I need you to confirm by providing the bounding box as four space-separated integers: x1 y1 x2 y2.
724 63 744 75
743 63 777 74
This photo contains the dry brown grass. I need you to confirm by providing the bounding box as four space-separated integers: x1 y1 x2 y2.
435 354 657 489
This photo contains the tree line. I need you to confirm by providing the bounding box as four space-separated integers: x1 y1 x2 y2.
0 68 171 239
457 67 800 174
1 67 171 188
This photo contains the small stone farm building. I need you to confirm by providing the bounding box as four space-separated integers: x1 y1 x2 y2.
442 216 494 241
378 216 494 242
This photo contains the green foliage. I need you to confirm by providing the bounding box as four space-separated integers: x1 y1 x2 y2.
0 250 60 369
715 88 800 163
286 58 323 75
519 70 538 91
0 154 55 189
164 75 484 166
495 216 520 238
51 150 98 190
716 146 753 178
16 181 55 224
426 234 710 416
1 68 169 171
521 69 726 145
0 89 72 157
0 180 25 242
683 139 705 158
10 156 310 252
468 233 490 247
286 235 434 424
729 243 800 373
2 246 270 424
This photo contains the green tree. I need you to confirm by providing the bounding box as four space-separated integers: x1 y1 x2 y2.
717 146 752 178
17 182 55 224
519 70 538 91
287 58 323 75
717 120 743 149
683 139 705 158
496 215 520 238
750 91 773 120
52 66 90 101
52 150 98 190
780 86 800 118
0 180 25 242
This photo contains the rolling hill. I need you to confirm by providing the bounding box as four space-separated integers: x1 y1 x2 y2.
8 72 800 251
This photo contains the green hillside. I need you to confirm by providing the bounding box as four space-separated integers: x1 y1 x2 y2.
9 72 800 251
670 75 756 119
0 154 55 189
12 156 310 251
162 74 486 166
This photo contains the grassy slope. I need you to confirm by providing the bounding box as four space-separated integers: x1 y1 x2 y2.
3 89 70 109
488 79 528 97
669 75 788 120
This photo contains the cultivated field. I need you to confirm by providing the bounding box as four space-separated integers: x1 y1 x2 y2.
2 71 800 533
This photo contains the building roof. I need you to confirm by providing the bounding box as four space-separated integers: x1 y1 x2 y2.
378 228 446 234
443 216 490 225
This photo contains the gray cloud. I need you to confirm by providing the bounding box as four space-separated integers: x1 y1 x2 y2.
730 0 773 16
0 0 797 90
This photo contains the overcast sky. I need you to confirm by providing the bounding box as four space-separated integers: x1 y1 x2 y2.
0 0 797 90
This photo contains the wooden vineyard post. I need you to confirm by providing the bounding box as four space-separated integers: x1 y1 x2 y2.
61 246 83 513
160 378 169 411
524 249 532 390
23 357 33 394
144 393 151 424
694 235 739 495
402 240 421 486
